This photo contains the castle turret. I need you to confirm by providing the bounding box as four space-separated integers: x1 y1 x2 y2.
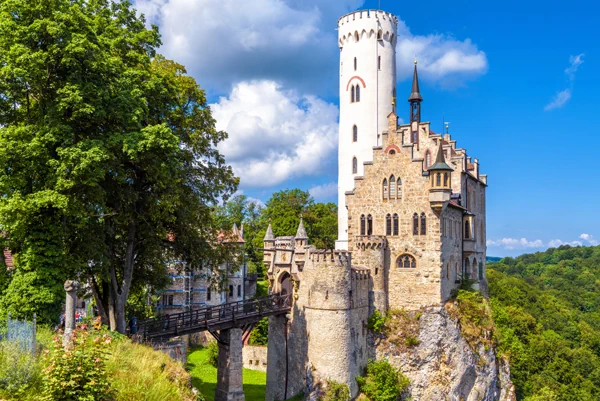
408 61 423 144
295 217 308 248
429 140 453 209
336 10 399 250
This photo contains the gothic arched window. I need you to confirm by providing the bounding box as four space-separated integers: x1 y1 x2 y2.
397 254 416 269
393 213 399 235
352 157 357 174
377 29 382 40
412 213 419 235
353 125 358 142
420 213 427 235
425 150 431 168
444 173 449 187
478 261 484 280
389 175 396 199
382 178 388 199
367 214 373 236
360 215 365 236
386 214 391 235
436 173 441 186
351 85 355 103
355 85 360 102
397 177 402 199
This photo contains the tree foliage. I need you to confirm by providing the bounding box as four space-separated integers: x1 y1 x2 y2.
0 0 237 331
488 245 600 400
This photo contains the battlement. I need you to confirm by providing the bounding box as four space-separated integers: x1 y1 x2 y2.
354 235 387 250
338 9 398 45
308 249 352 267
338 10 398 26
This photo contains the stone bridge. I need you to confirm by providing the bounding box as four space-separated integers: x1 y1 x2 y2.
138 294 292 401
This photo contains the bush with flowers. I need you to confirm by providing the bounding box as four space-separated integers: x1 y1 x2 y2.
42 318 114 400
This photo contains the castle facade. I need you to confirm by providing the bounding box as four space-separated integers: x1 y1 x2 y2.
264 9 487 400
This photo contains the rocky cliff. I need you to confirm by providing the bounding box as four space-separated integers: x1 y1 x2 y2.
372 306 516 401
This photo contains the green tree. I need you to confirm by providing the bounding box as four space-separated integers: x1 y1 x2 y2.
0 0 237 331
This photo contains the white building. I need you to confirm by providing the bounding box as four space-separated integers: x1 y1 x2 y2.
336 10 398 250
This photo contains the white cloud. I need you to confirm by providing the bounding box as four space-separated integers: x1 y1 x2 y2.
396 22 487 85
309 182 337 202
134 0 488 94
544 89 571 111
579 233 599 246
487 238 544 250
548 239 583 248
545 53 584 111
211 81 338 188
565 53 585 80
134 0 361 93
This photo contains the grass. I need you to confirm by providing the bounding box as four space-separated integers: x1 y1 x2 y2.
188 345 266 401
0 325 198 401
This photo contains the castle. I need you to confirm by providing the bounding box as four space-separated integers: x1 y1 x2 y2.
263 9 487 400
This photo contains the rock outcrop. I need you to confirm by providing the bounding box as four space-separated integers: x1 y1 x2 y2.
373 307 516 401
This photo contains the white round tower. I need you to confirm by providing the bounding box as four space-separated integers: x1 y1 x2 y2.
336 10 398 250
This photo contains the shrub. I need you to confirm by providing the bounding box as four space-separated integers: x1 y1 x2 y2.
367 310 387 334
206 341 219 367
356 359 409 401
42 326 113 401
404 336 419 347
0 340 42 396
323 379 350 401
445 289 495 352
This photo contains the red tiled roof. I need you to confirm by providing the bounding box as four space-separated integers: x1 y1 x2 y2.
217 230 245 244
3 249 13 269
448 201 466 211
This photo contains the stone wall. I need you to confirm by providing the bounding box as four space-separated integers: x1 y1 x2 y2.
243 345 268 372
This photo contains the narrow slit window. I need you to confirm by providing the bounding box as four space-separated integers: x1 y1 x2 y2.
378 56 381 70
413 213 419 235
354 57 357 71
355 85 360 102
367 215 373 235
420 213 427 235
386 214 391 235
353 125 358 142
360 215 365 236
351 85 355 103
352 157 358 174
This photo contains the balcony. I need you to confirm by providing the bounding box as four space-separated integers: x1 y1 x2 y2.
463 239 476 254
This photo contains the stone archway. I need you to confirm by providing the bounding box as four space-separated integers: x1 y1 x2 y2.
279 271 292 295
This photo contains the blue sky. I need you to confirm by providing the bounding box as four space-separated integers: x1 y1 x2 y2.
134 0 599 257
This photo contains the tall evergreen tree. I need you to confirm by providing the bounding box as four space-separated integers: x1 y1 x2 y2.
0 0 237 331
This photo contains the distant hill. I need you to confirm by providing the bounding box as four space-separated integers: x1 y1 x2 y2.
487 244 600 400
486 256 502 263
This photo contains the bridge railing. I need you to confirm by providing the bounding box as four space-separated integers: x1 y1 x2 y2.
139 293 292 340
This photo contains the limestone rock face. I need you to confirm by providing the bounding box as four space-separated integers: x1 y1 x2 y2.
374 307 516 401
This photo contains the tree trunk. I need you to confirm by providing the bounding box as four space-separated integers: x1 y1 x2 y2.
108 286 117 331
110 220 138 334
90 278 109 326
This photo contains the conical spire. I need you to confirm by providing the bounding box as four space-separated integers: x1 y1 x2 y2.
295 217 308 239
264 223 274 241
429 140 453 171
408 60 423 102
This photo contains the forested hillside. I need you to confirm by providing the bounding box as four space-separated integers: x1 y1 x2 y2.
488 245 600 401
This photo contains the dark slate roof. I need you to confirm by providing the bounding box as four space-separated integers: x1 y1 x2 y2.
408 62 423 102
429 140 453 171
